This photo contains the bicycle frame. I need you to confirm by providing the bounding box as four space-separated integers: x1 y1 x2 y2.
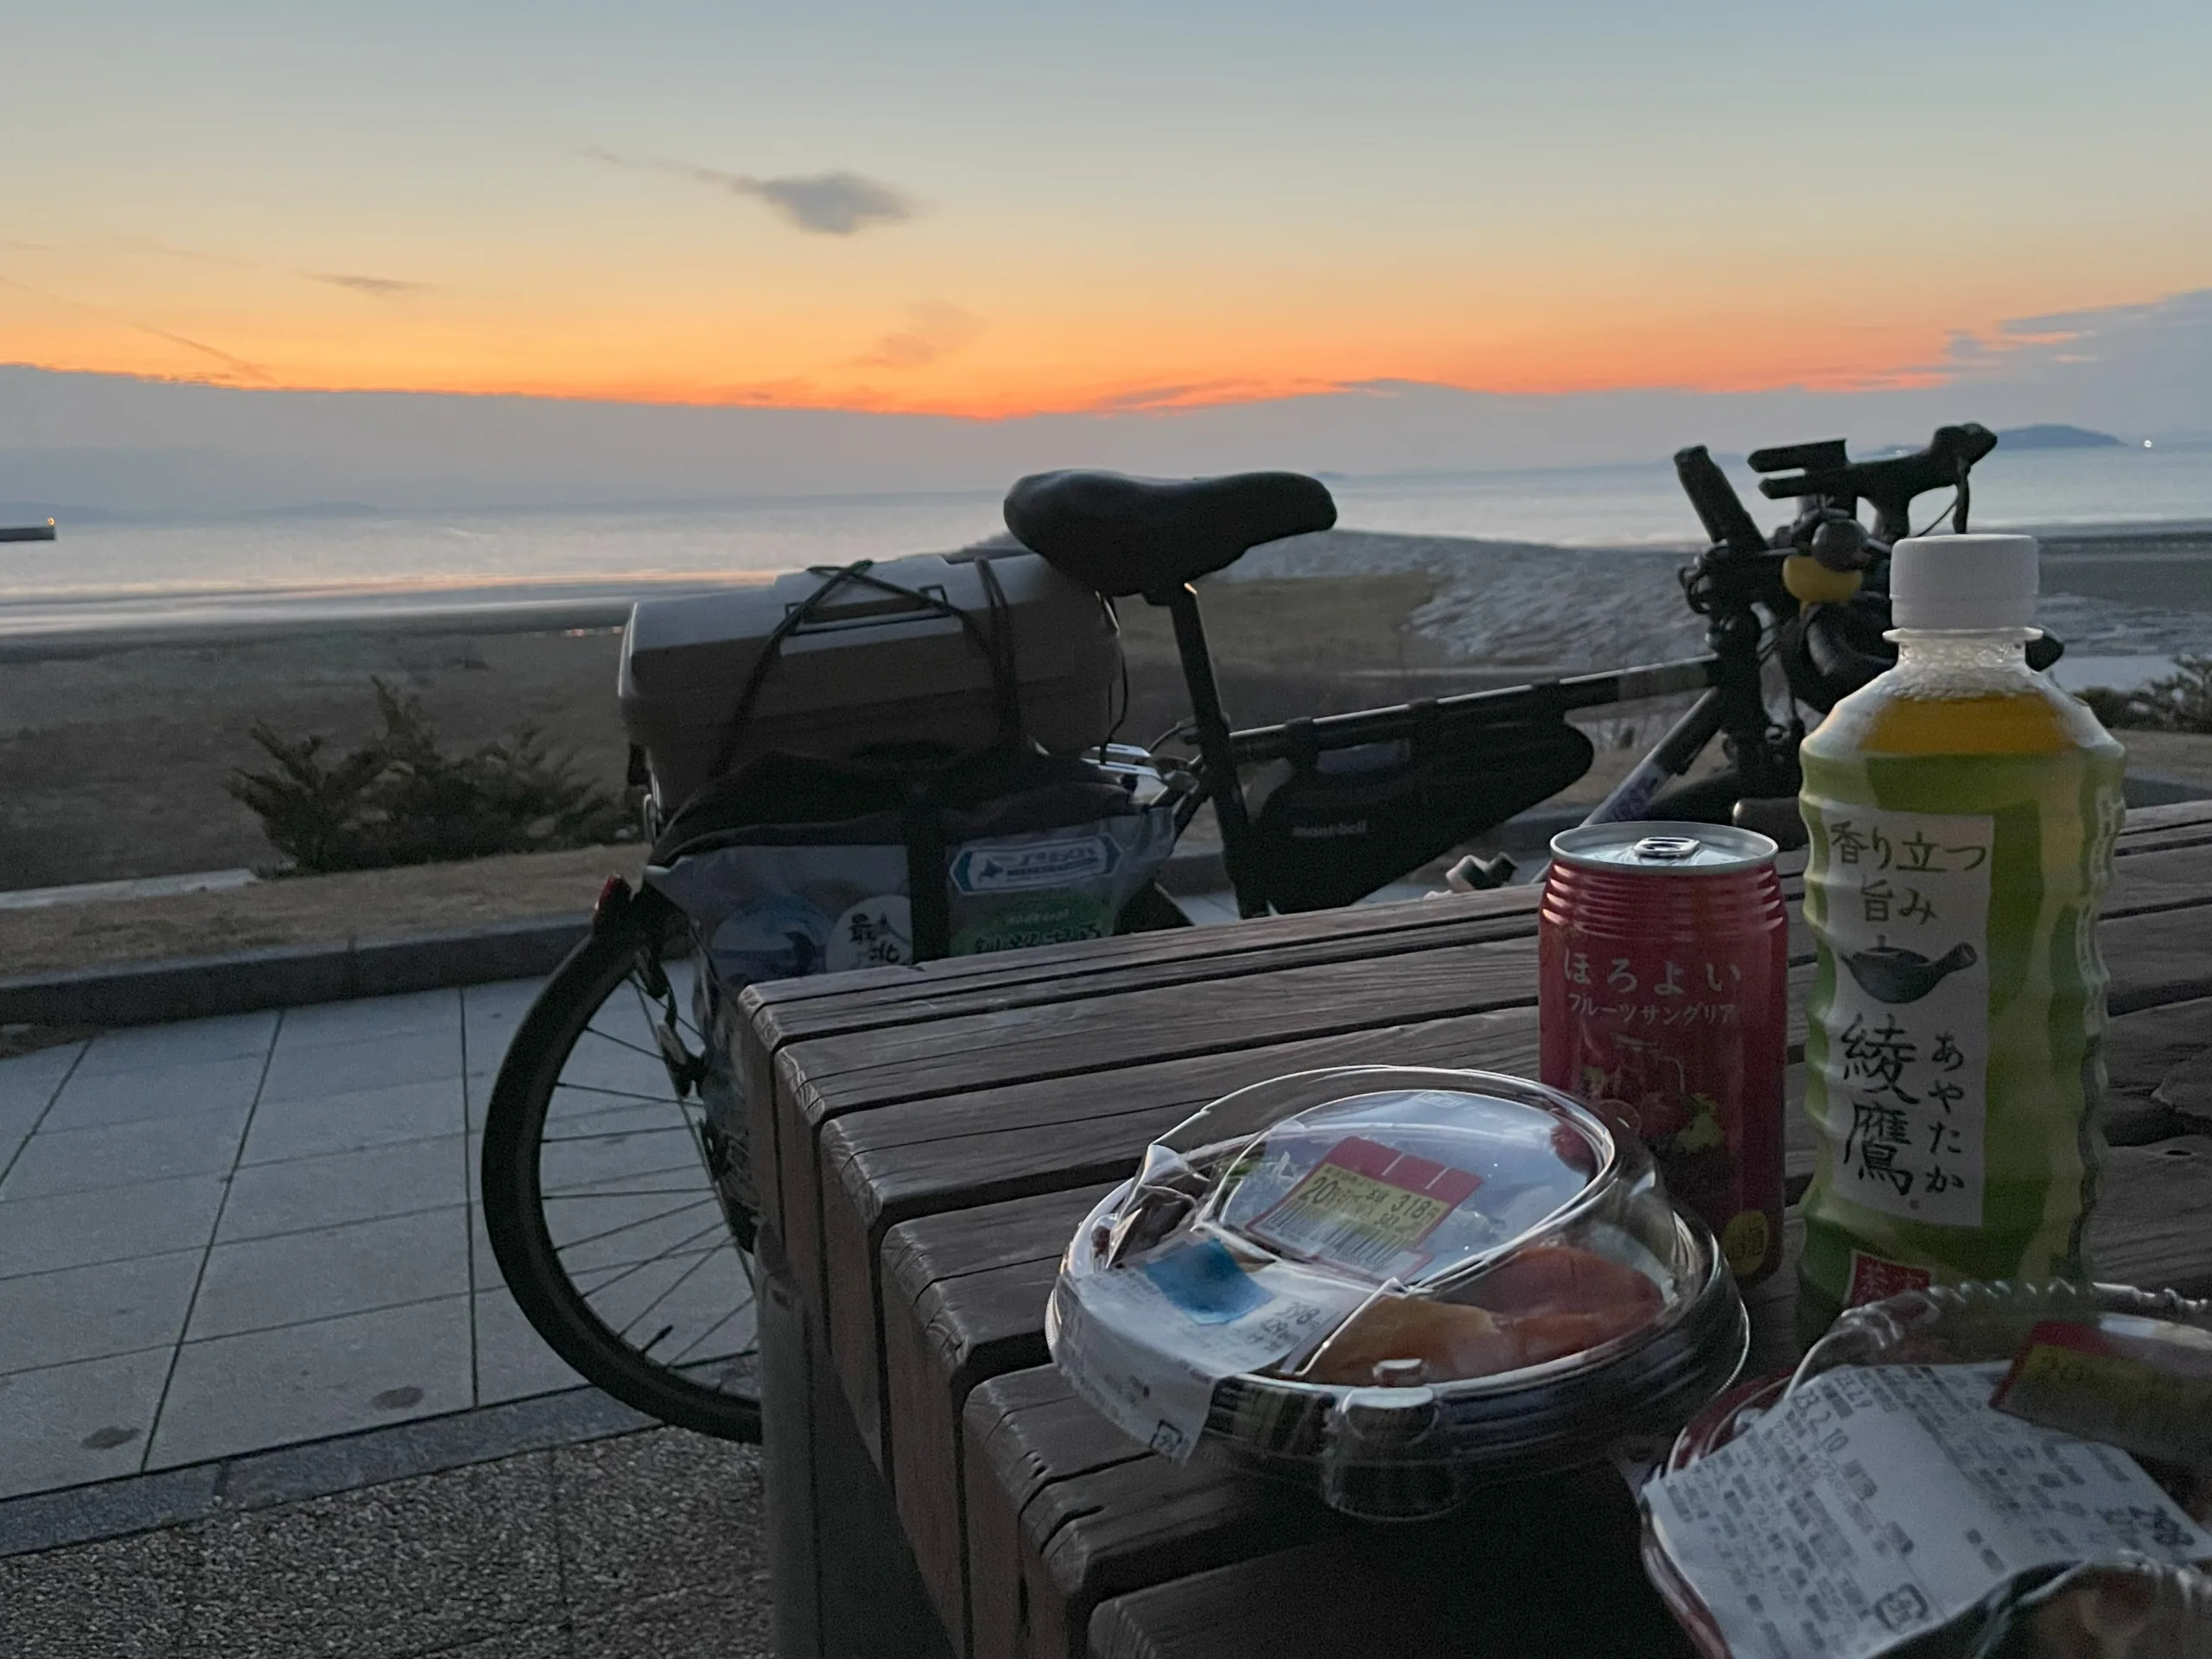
1148 465 1800 916
1153 588 1737 916
1105 425 1998 918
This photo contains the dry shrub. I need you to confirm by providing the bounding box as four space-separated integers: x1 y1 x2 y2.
227 679 632 873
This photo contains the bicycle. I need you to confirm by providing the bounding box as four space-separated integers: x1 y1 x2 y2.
480 423 2037 1439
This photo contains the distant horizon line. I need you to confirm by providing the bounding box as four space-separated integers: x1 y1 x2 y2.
0 359 2063 423
10 436 2212 529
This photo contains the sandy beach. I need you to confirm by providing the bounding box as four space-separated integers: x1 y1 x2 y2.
3 527 2205 912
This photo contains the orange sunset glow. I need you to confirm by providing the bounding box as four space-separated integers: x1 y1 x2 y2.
10 3 2212 425
8 0 2212 436
0 261 2107 419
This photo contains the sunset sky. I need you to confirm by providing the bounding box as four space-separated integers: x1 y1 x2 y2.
7 0 2211 419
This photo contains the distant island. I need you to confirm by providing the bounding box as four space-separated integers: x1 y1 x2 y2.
1995 423 2123 450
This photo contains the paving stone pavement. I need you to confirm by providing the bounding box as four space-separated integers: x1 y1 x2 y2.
0 974 749 1503
0 1427 773 1658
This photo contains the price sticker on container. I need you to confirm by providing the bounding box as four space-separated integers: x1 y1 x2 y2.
1246 1136 1483 1281
1991 1319 2212 1467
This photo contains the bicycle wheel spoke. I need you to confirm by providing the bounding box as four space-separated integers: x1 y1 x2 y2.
538 1122 695 1146
544 1160 706 1192
550 1196 718 1255
630 976 702 1058
632 968 708 1048
613 1235 728 1342
542 1186 712 1199
668 1294 757 1366
549 1080 687 1106
577 1024 664 1062
580 1217 732 1306
571 1240 723 1287
484 936 760 1440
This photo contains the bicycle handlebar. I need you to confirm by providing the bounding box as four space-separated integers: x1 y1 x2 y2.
1752 423 1998 540
1672 445 1770 559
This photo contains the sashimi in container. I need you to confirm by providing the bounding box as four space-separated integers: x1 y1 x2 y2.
1046 1066 1750 1521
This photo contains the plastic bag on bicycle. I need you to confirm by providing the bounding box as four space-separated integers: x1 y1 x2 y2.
1245 717 1593 912
643 747 1175 1211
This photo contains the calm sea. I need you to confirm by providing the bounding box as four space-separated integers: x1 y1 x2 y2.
7 442 2210 629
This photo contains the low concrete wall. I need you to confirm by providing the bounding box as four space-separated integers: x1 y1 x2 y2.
0 914 588 1028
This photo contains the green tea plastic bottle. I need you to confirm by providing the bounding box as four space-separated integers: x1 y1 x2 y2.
1796 533 2126 1342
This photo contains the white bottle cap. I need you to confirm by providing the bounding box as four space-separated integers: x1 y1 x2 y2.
1889 533 2039 631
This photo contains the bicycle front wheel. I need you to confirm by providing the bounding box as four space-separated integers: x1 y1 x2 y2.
480 916 761 1440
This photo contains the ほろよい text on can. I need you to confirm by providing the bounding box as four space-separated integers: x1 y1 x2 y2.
1538 823 1788 1283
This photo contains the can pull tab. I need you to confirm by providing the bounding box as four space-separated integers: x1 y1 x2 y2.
1630 835 1703 862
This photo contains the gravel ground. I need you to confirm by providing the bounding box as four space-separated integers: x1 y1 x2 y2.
0 1429 772 1659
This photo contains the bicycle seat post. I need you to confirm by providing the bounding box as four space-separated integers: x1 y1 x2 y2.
1157 580 1266 918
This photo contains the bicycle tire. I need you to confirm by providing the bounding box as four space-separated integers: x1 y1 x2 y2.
480 921 762 1440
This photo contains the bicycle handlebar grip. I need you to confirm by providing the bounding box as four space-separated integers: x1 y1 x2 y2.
1756 423 1999 507
1673 446 1770 558
1746 438 1849 476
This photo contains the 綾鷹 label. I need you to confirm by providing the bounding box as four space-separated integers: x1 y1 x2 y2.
1807 806 1993 1228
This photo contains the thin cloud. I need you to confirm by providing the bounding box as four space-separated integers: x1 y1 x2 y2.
1082 376 1349 413
1942 287 2212 379
585 148 916 235
302 270 437 299
853 302 983 369
0 272 271 384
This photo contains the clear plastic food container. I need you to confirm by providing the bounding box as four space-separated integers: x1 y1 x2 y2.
1046 1066 1749 1520
1643 1281 2212 1659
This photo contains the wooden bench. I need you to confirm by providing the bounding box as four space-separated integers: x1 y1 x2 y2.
738 799 2212 1659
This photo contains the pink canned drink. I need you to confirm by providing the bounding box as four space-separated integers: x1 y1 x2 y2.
1539 823 1787 1284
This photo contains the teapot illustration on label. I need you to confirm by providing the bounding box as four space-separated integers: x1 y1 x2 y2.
1840 939 1978 1005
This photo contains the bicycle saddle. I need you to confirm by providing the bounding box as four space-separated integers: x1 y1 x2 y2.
1002 470 1337 601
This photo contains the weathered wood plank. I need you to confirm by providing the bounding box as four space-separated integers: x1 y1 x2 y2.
877 1034 2208 1601
743 880 1548 1041
782 850 2212 1128
740 1016 789 1242
833 1011 1539 1474
746 805 2212 1654
743 803 2212 1077
1078 1142 2212 1659
819 915 2209 1474
968 1363 1688 1659
755 892 1553 1041
1082 1480 1694 1659
757 857 2208 1262
951 1145 2212 1659
880 1185 1121 1646
2094 1136 2212 1292
741 800 2212 1044
751 821 2212 1299
966 1371 1154 1659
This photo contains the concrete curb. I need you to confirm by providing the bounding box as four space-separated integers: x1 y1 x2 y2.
0 1385 653 1560
0 912 590 1028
